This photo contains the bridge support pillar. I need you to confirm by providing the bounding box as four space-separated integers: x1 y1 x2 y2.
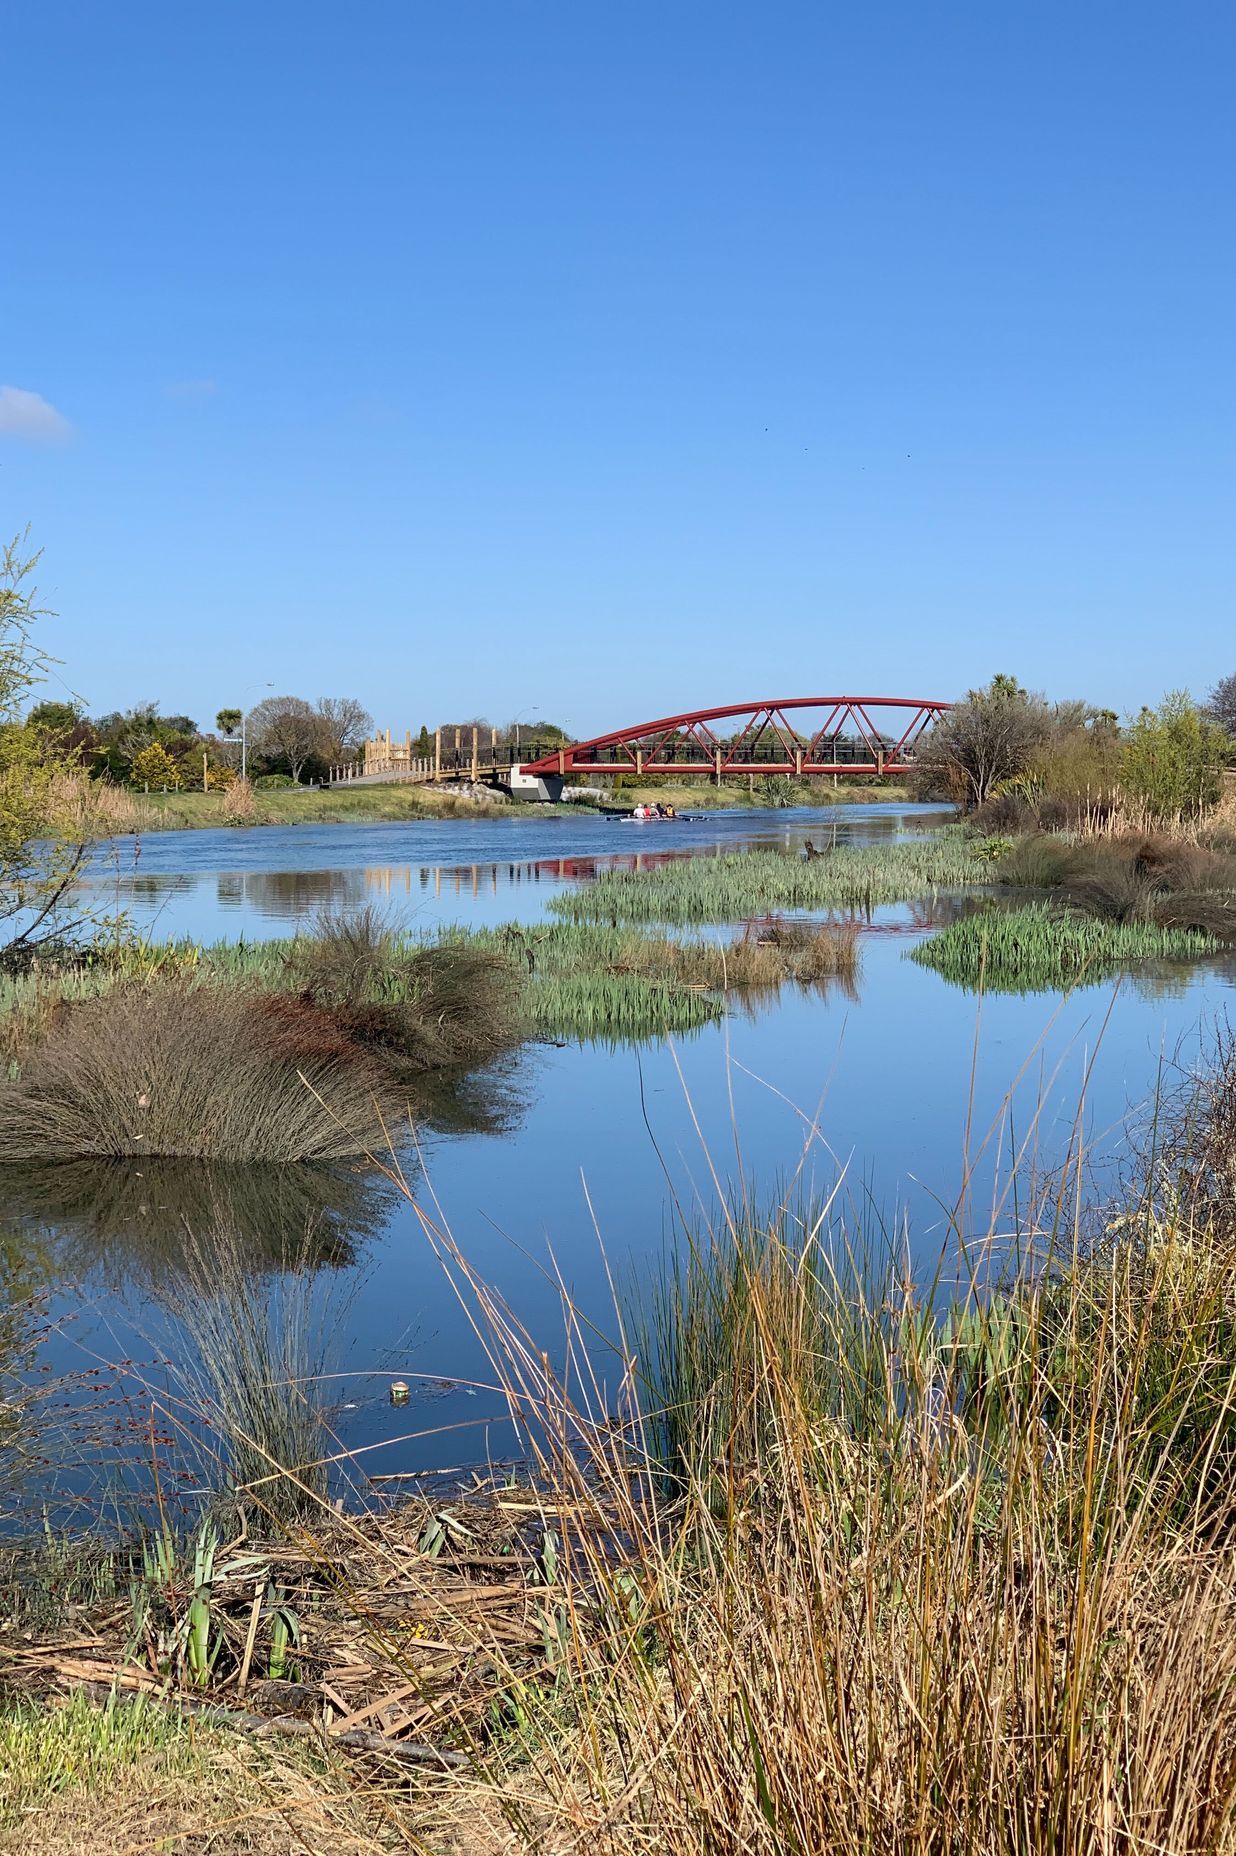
471 727 480 781
795 748 804 777
508 766 564 803
434 729 442 778
714 747 723 786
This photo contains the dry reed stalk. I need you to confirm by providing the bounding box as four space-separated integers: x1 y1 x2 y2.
390 1170 1236 1854
223 777 257 824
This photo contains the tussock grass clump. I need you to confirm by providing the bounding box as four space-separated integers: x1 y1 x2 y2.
0 982 390 1162
288 907 521 1072
1153 1024 1236 1249
158 1220 343 1522
0 920 524 1162
551 834 992 925
910 903 1216 993
995 830 1236 940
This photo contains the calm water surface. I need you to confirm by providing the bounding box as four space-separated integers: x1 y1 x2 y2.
11 804 1236 1511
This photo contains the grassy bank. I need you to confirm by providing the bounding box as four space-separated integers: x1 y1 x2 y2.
612 776 911 812
124 777 914 830
127 782 515 829
0 1691 395 1854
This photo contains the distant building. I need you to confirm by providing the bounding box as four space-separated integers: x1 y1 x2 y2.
363 729 415 775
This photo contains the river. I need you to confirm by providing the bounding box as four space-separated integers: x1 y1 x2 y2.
7 803 1235 1518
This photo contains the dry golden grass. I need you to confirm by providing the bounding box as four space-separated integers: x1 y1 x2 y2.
390 1169 1236 1856
1076 783 1236 845
40 768 152 836
222 775 257 824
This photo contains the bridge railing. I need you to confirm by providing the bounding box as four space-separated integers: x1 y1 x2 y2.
328 737 566 786
570 734 907 768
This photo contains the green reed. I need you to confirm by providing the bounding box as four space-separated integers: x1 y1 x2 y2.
910 903 1217 993
550 832 992 926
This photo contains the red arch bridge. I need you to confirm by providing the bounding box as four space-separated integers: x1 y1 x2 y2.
329 697 951 790
519 696 951 784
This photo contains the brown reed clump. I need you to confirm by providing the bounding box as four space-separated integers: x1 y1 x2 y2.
0 981 391 1162
221 776 257 824
289 909 522 1072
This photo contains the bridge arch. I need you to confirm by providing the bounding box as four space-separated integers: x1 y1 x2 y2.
520 696 950 780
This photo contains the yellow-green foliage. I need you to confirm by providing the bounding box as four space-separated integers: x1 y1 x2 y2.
128 741 183 790
1027 721 1123 806
1122 691 1230 818
0 1694 200 1828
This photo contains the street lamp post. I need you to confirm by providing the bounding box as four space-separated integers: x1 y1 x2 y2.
511 708 541 760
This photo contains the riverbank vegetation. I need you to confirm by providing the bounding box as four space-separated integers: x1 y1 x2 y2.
553 828 991 923
910 902 1218 992
909 830 1236 992
10 1034 1236 1849
130 780 519 829
611 774 910 812
918 673 1233 822
109 775 914 830
0 925 519 1162
0 909 863 1159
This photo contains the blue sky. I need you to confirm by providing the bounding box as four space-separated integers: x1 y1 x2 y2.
4 2 1234 736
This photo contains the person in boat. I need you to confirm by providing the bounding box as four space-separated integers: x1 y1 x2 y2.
663 803 675 818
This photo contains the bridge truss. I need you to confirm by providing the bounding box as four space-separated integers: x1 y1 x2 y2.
520 697 951 780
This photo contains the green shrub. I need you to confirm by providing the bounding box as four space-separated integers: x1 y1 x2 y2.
253 771 296 790
1122 691 1229 818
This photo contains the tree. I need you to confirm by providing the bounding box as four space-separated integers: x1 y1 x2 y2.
1207 673 1236 740
1122 691 1228 818
915 674 1051 808
0 534 100 967
215 707 243 739
93 703 198 773
248 695 321 783
129 742 183 789
415 724 432 757
1027 703 1123 810
314 696 373 764
27 699 82 737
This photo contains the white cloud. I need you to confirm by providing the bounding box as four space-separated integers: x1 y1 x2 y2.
0 385 73 443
